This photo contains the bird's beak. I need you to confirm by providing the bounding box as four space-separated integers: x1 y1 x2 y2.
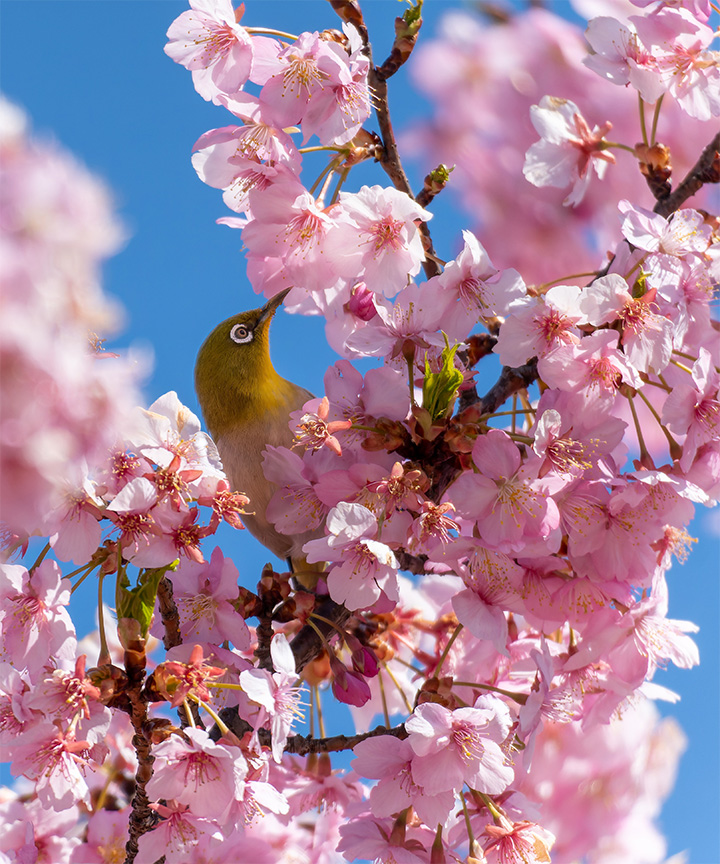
257 288 292 326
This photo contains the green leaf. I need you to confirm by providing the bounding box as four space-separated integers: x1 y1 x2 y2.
115 561 178 640
422 335 465 422
401 0 423 32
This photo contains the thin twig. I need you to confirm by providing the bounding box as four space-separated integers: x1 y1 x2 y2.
123 639 155 864
456 359 539 419
255 614 275 671
280 721 407 755
156 576 182 650
654 130 720 218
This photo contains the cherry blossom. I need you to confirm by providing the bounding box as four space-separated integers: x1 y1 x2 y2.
434 229 527 339
578 274 674 374
619 200 712 258
493 284 584 368
351 734 457 826
239 633 303 762
405 696 515 795
146 726 247 821
524 95 616 206
164 0 256 102
303 502 400 610
448 429 561 554
336 185 432 296
662 348 720 469
292 396 353 456
0 560 76 681
583 16 666 104
164 545 250 647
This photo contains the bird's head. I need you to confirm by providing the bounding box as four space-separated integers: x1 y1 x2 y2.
195 288 292 437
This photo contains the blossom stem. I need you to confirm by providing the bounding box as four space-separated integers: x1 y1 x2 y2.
433 622 463 677
28 541 50 573
674 350 720 374
97 571 111 667
316 169 336 208
377 668 391 727
625 393 653 467
308 155 343 197
93 765 119 813
183 698 197 728
298 145 346 155
479 407 535 421
636 387 682 459
641 376 671 392
382 661 413 713
310 686 316 738
505 432 533 445
650 95 664 147
317 686 327 738
670 358 693 375
330 165 351 205
207 681 245 690
452 680 528 704
623 252 648 282
672 349 699 365
66 560 96 579
70 566 96 594
459 790 477 851
309 612 346 644
426 251 447 268
536 271 599 291
306 615 335 651
244 26 297 40
392 654 424 676
604 141 636 154
189 694 229 736
638 95 648 147
303 629 329 737
407 354 416 406
475 790 504 821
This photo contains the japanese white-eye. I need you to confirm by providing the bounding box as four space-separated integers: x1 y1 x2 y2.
195 288 322 585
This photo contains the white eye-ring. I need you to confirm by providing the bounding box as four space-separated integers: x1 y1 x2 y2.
230 323 253 344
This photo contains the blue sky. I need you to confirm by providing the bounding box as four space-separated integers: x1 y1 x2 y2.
1 1 718 860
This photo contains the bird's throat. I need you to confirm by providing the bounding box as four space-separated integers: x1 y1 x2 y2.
199 366 301 441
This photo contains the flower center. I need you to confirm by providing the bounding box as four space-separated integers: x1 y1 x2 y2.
368 216 404 254
452 721 484 764
587 356 621 392
536 308 574 345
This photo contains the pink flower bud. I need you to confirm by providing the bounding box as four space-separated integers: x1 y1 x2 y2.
330 654 371 706
345 633 380 678
351 645 379 678
347 281 377 321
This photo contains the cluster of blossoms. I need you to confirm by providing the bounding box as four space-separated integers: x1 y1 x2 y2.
0 99 142 537
1 0 719 862
405 0 720 285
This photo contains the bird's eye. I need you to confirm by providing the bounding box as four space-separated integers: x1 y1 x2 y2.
230 324 253 344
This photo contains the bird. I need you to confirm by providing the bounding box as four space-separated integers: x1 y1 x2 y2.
194 288 323 586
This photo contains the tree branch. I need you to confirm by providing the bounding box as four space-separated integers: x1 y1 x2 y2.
456 359 539 420
156 576 182 651
281 722 407 755
122 640 156 864
654 130 720 218
395 550 429 575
